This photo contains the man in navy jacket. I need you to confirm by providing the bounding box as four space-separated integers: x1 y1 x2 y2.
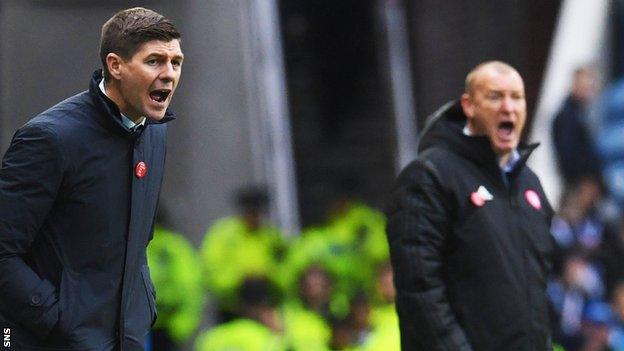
0 7 183 351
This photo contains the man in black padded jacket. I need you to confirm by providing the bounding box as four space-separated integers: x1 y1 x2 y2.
386 61 554 351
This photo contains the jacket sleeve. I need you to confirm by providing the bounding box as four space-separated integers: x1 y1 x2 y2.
386 159 473 351
0 123 62 338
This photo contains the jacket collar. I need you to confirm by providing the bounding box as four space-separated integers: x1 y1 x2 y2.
418 100 539 187
88 70 175 139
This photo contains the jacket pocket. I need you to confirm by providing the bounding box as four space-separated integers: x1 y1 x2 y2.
56 269 77 337
141 265 157 327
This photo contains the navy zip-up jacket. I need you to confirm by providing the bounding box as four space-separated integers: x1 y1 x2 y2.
0 70 173 350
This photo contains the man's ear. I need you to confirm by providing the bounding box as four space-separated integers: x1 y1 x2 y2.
106 53 124 80
460 93 474 119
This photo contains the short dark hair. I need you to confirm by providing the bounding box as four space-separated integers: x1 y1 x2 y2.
100 7 181 80
238 276 281 308
235 185 270 214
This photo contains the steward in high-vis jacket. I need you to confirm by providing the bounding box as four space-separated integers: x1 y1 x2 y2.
0 8 183 351
201 186 285 314
147 226 204 344
386 61 554 351
194 277 286 351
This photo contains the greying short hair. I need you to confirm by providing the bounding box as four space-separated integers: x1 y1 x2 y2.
464 61 519 95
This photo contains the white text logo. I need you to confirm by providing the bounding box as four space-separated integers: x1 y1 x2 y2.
3 328 9 348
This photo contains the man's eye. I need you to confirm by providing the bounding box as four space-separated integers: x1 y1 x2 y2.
146 59 158 66
172 60 182 68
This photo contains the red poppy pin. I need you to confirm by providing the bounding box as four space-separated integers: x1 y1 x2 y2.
135 161 148 179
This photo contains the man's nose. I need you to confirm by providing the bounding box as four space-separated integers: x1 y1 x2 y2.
159 62 176 81
501 96 515 112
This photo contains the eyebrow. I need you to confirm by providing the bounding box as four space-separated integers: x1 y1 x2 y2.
146 52 184 60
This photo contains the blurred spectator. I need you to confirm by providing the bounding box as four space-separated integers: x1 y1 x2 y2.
196 193 391 350
326 273 401 351
328 293 372 351
280 225 367 318
200 185 286 319
551 177 606 270
607 282 624 349
549 255 604 350
194 277 285 351
349 292 372 346
296 264 333 318
282 201 386 307
371 262 395 307
283 264 333 350
602 222 624 296
552 65 601 187
595 75 624 209
331 293 371 350
580 301 613 351
549 178 608 350
329 317 353 351
147 225 205 350
547 166 624 350
550 177 624 297
326 201 389 268
328 289 401 351
368 262 400 351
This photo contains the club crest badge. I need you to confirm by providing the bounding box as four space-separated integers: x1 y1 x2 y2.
470 185 493 207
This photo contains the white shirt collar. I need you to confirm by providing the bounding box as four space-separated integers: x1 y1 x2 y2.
501 149 521 173
462 124 473 137
99 79 146 129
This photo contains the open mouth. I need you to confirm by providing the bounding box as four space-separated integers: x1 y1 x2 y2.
149 89 171 103
498 121 515 138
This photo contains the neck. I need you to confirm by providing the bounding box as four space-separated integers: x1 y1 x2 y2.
498 152 511 168
465 122 477 136
103 79 142 123
304 298 325 313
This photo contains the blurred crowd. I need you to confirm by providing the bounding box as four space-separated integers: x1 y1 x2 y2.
549 65 624 351
146 186 398 351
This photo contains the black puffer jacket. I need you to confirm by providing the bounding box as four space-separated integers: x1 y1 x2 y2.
386 101 554 351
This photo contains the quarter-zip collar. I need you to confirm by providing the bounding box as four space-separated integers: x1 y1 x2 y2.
88 70 175 140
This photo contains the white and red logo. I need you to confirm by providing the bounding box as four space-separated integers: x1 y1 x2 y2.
524 189 542 210
470 185 493 207
470 192 485 207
